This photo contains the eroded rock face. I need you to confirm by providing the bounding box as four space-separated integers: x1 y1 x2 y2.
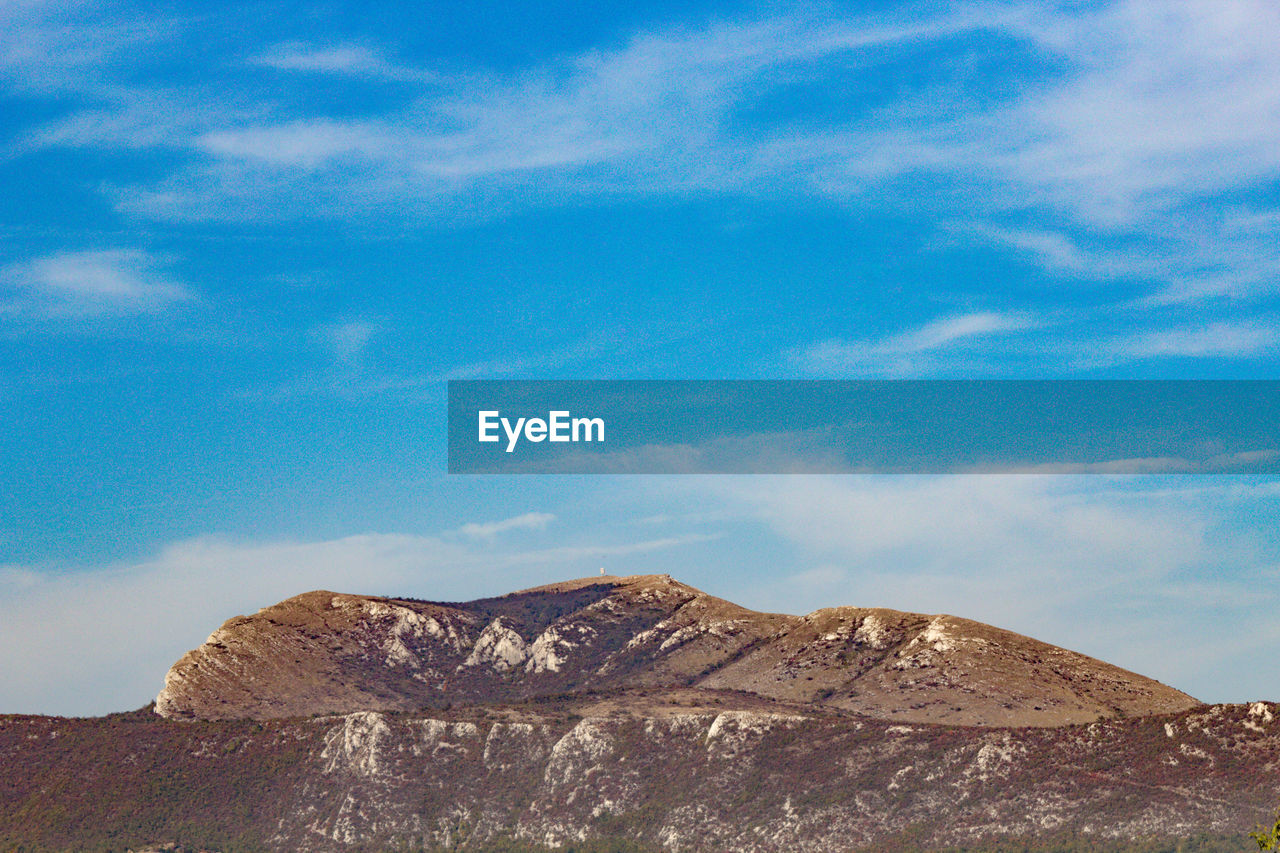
276 703 1276 852
155 574 1199 725
462 618 528 672
14 701 1273 852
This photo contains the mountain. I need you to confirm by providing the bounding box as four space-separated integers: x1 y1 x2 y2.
156 574 1198 727
8 574 1269 853
3 699 1277 852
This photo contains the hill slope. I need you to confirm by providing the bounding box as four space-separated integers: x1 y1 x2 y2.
3 700 1277 852
155 575 1198 726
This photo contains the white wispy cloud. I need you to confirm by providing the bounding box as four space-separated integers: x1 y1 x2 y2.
892 312 1039 350
880 0 1280 300
691 474 1279 701
794 310 1280 376
791 312 1039 377
1004 450 1280 475
491 533 722 565
454 512 557 539
0 249 192 318
10 0 1280 308
1005 0 1280 225
1065 319 1280 368
195 119 395 169
313 319 379 366
16 87 258 157
0 0 175 96
1108 322 1279 360
969 225 1097 274
253 42 440 83
708 477 1206 589
0 534 465 716
60 8 991 220
964 217 1280 305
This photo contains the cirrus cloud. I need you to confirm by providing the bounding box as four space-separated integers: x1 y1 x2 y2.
0 249 193 319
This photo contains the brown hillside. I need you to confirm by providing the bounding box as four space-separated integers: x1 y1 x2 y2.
155 574 1198 725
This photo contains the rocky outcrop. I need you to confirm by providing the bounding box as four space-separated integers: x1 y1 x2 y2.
4 701 1278 852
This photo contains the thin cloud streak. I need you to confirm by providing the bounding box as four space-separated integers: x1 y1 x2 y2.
1101 322 1279 361
1058 319 1280 369
792 312 1280 376
455 512 557 539
253 42 442 83
0 249 193 318
791 312 1039 377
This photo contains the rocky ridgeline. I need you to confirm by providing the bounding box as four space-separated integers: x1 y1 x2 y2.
156 575 1198 727
287 702 1280 851
3 700 1278 851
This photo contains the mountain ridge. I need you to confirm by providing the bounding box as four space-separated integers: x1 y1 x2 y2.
4 699 1277 852
155 574 1199 726
5 574 1273 852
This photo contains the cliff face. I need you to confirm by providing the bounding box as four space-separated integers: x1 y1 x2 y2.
156 575 1198 726
277 702 1280 852
3 701 1278 852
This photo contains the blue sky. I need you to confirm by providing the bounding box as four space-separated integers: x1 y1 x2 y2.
2 0 1280 715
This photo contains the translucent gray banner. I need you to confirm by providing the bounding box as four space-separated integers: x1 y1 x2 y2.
447 380 1280 474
